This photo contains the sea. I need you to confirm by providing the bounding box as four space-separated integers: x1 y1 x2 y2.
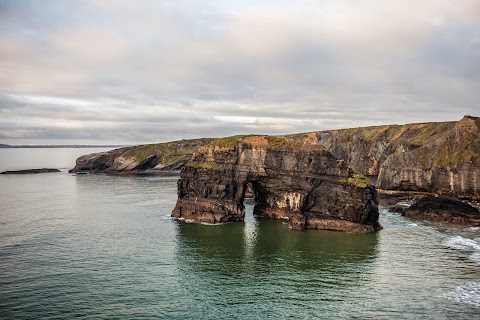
0 148 479 319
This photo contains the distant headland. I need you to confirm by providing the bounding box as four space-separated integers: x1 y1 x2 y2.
0 144 128 148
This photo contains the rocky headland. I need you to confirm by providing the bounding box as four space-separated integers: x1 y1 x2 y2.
69 138 212 174
69 115 480 228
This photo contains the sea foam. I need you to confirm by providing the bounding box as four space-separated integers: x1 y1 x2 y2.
443 281 480 308
443 236 480 251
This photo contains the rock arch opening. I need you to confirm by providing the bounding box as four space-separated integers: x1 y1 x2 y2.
172 143 381 233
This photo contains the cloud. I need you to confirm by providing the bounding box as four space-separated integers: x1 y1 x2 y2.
0 0 479 144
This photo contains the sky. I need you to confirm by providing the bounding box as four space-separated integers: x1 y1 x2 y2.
0 0 479 145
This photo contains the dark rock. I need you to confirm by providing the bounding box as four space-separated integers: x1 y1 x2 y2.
388 206 406 214
0 168 60 174
171 136 381 233
403 196 480 224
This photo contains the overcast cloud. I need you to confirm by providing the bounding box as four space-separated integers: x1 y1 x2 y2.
0 0 479 144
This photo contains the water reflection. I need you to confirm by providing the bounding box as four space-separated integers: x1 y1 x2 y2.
175 219 378 271
173 211 379 317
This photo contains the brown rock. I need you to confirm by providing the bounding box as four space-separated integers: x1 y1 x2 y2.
172 136 381 233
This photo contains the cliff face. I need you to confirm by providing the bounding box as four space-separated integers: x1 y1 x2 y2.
69 138 212 174
377 116 480 199
303 121 456 176
69 116 479 199
172 136 380 233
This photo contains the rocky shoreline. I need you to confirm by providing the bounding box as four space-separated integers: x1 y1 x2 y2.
67 115 480 230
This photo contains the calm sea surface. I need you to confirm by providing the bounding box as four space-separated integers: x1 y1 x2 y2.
0 148 479 319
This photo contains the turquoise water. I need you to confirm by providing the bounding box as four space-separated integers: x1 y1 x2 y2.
0 149 479 319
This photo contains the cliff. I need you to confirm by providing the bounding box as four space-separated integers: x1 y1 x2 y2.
377 116 480 199
172 136 381 233
299 120 456 176
70 116 479 199
69 138 212 174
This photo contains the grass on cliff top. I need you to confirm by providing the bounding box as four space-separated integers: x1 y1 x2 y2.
208 135 252 149
122 138 212 163
341 173 373 188
208 134 316 151
186 160 219 170
319 121 456 147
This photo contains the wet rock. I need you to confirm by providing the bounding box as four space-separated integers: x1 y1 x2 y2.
0 168 60 174
403 196 480 224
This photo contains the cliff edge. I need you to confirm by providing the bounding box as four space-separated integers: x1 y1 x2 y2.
70 116 479 200
172 136 381 233
69 138 212 174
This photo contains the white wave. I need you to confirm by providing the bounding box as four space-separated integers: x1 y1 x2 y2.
444 236 480 251
408 223 418 227
468 226 480 231
443 281 480 308
470 252 480 265
397 201 411 207
200 222 225 226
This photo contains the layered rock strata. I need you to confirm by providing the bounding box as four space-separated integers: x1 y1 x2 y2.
69 138 212 174
69 116 479 201
377 116 480 200
171 136 381 233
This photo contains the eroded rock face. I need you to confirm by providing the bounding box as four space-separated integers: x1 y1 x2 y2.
69 139 212 174
311 121 456 176
172 137 381 233
377 116 480 200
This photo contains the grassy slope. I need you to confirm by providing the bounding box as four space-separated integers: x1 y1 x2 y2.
95 116 476 173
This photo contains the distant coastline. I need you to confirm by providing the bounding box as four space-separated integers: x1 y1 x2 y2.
0 144 128 149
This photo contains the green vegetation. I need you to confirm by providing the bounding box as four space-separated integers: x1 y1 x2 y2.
187 161 218 170
209 135 250 149
410 122 455 145
435 146 479 167
208 135 303 151
341 173 373 188
123 143 174 162
265 136 287 150
417 150 433 167
122 138 213 163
